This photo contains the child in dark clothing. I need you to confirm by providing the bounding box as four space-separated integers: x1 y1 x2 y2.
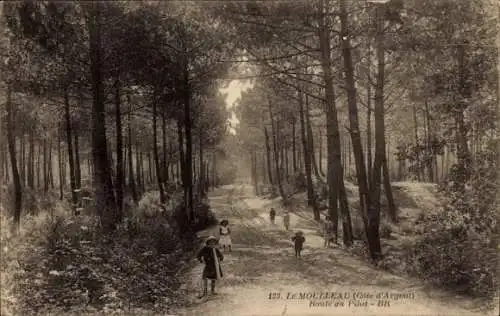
292 231 305 259
269 208 276 224
197 236 224 297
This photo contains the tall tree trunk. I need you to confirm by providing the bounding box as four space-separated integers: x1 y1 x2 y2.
193 154 197 188
43 139 48 192
58 131 64 200
162 110 169 183
206 161 210 192
370 3 385 248
147 151 152 185
177 119 185 184
262 152 268 184
386 136 391 176
292 118 297 173
3 141 8 183
177 116 188 221
340 0 380 260
64 90 78 214
337 169 353 246
140 151 145 192
424 98 434 182
318 128 325 177
193 154 197 187
199 131 206 198
319 4 352 241
114 79 124 221
87 156 91 181
371 2 395 251
264 127 274 186
342 133 347 178
366 42 373 188
108 146 114 180
0 121 4 183
21 134 26 187
152 95 166 204
61 147 66 187
48 140 54 189
136 146 143 196
374 0 397 232
183 73 194 223
250 150 258 195
88 2 117 231
367 104 373 187
284 142 289 178
28 130 34 188
74 132 81 189
305 94 321 179
127 96 138 203
382 159 397 222
297 149 303 173
168 142 174 183
212 153 217 188
37 141 41 189
275 119 283 182
281 141 286 180
123 143 127 184
268 99 286 200
6 86 22 234
298 88 316 209
176 158 180 184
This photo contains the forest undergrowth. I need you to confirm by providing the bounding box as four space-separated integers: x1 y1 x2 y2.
0 188 217 316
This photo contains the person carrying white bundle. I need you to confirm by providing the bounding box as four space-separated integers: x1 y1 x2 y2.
219 220 232 252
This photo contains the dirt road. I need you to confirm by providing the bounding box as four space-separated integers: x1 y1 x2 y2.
174 185 492 316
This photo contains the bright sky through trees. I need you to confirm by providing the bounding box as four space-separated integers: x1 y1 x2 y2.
220 79 253 134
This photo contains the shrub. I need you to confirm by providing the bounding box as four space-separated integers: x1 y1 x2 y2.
1 185 217 315
172 198 217 236
406 143 498 300
351 219 365 240
379 222 392 239
192 200 217 232
408 221 497 298
312 176 328 201
293 172 307 191
400 222 414 235
137 191 165 216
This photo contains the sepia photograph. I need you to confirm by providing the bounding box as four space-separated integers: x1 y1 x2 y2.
0 1 499 315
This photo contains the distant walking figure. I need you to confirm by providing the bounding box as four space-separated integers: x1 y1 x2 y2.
197 236 224 297
292 231 305 259
283 211 290 230
269 208 276 224
219 220 232 252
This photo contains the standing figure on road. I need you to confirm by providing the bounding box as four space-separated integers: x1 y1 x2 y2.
219 220 232 252
292 231 305 259
269 208 276 224
197 236 224 298
283 211 290 230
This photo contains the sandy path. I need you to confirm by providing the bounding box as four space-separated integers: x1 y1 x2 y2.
173 185 494 316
